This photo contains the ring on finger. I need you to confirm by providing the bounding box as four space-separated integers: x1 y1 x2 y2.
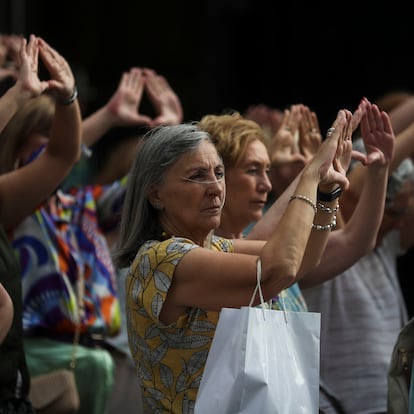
326 127 335 137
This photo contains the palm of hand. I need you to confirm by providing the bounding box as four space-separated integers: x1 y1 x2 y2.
364 130 394 165
151 90 183 126
335 139 353 174
300 131 321 162
360 104 395 166
107 89 150 125
270 129 304 165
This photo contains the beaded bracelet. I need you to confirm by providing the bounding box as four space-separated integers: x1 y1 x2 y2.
312 215 337 231
57 86 78 106
317 201 339 214
289 194 317 214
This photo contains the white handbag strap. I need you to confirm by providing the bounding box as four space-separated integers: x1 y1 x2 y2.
249 259 265 308
249 258 288 323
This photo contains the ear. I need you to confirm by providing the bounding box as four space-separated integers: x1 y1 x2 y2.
148 185 163 210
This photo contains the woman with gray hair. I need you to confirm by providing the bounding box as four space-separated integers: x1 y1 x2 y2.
113 110 353 413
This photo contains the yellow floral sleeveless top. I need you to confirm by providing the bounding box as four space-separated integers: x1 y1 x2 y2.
126 235 234 414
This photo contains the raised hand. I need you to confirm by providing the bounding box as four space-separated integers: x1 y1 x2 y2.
315 109 351 192
299 105 322 162
333 109 354 177
0 34 21 82
37 36 76 101
14 35 48 98
244 103 284 141
105 67 152 127
1 34 22 66
143 68 183 126
268 104 305 166
360 99 395 166
351 97 367 132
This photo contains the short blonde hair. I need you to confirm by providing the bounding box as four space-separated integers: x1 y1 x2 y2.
0 94 55 173
198 112 265 168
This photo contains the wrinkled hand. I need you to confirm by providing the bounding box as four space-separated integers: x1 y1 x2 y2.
105 67 152 127
37 36 76 99
14 35 48 98
144 68 183 126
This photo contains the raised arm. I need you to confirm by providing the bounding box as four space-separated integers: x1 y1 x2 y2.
247 105 334 242
388 96 414 135
341 96 414 222
300 100 394 287
246 110 351 287
0 35 47 132
82 67 152 147
0 35 82 229
143 68 183 126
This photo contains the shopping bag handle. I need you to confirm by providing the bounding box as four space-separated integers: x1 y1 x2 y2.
249 259 265 307
249 258 288 323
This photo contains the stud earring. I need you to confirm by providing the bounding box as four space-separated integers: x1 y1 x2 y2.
153 202 163 211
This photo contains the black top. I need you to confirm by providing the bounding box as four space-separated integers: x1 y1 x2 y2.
0 225 30 401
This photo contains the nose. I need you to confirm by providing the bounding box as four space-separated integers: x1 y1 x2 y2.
206 177 225 197
258 173 272 193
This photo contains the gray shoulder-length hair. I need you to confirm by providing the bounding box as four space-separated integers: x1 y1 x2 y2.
112 123 213 268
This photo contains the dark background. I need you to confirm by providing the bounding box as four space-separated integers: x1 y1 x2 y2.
1 0 414 132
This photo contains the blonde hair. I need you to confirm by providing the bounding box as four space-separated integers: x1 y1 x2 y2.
0 94 55 173
198 112 265 168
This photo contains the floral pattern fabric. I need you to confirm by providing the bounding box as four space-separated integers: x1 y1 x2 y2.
127 235 233 414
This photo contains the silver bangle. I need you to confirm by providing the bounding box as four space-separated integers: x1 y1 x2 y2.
312 215 337 231
57 86 78 105
317 201 339 214
289 194 317 214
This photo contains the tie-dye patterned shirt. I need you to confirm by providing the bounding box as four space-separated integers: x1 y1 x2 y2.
10 179 127 337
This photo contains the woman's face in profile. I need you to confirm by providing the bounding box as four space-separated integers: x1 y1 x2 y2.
222 139 271 229
156 140 226 242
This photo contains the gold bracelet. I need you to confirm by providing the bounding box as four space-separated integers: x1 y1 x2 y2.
289 195 317 214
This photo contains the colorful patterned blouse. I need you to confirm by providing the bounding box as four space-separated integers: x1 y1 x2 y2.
10 179 127 337
127 235 233 414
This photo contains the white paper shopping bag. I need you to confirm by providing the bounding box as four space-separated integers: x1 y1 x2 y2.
194 260 320 414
